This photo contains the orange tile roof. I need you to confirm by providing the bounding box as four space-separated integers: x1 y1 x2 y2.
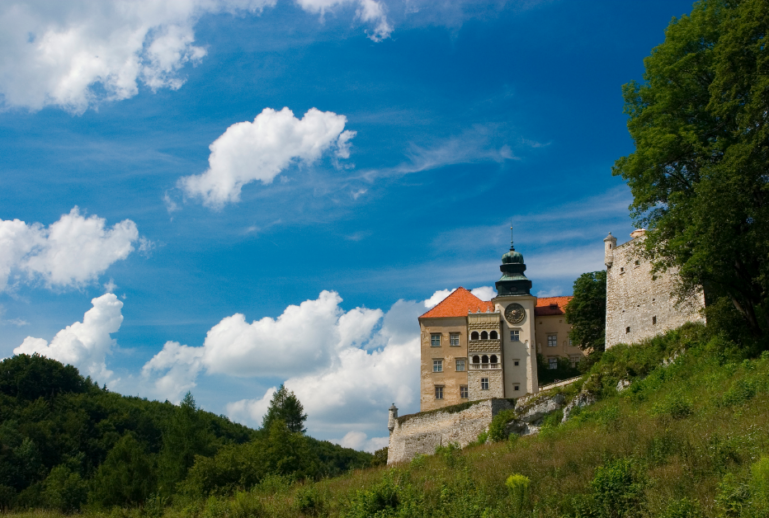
535 296 572 316
419 287 495 319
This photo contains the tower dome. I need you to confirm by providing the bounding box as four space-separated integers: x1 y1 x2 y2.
502 248 524 264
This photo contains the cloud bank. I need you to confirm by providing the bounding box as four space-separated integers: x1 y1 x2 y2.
14 293 123 382
179 107 356 208
0 208 139 292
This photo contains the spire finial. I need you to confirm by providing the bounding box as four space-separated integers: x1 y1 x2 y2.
510 221 515 250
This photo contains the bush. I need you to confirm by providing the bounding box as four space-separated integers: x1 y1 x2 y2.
505 474 531 514
660 498 703 518
41 465 88 513
653 393 693 420
488 410 516 442
590 458 646 518
294 485 325 516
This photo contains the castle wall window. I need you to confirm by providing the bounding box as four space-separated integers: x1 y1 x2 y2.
514 384 520 391
652 316 657 325
435 386 443 399
626 327 631 334
490 354 498 364
513 359 520 366
548 357 558 370
570 355 581 368
481 378 489 390
433 359 443 372
489 330 498 339
450 333 460 346
471 331 479 341
510 330 520 341
460 386 468 399
547 334 557 347
481 355 489 364
472 355 480 364
456 359 466 372
481 331 489 340
431 333 441 347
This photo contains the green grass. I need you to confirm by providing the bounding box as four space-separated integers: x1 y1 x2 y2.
10 323 769 517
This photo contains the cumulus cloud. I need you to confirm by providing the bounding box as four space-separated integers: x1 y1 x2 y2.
179 108 356 208
471 286 496 301
423 285 495 308
0 208 139 292
142 289 438 439
14 293 123 382
295 0 392 41
333 431 389 453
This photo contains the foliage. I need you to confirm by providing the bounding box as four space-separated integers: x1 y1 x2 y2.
505 474 531 514
89 433 157 507
488 409 517 443
590 458 646 518
566 271 607 351
261 385 307 434
613 0 769 338
371 447 388 467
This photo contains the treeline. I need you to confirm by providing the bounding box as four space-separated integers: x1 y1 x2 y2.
0 354 373 512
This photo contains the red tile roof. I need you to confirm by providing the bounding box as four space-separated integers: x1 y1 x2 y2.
535 296 572 316
419 287 495 319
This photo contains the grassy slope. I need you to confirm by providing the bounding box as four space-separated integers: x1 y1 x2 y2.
11 323 769 517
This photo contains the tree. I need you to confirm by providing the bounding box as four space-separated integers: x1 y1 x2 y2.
613 0 769 338
262 385 307 434
90 433 157 507
565 271 607 351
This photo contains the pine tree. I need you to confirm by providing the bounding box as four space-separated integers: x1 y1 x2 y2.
262 385 308 434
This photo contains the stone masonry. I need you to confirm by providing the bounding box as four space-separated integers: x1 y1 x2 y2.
386 399 514 464
605 230 705 349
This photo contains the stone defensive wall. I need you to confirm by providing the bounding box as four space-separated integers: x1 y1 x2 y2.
387 398 514 464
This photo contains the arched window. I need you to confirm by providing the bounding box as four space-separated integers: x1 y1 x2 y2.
482 355 489 364
490 355 498 364
471 331 479 341
472 355 480 364
481 331 488 340
489 330 498 339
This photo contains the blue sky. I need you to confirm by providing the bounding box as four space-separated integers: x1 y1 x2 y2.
0 0 695 451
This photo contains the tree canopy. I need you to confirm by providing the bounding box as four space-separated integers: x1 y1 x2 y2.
565 271 607 352
262 385 308 434
613 0 769 338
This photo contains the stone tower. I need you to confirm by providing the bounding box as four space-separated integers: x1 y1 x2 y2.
604 232 617 267
387 403 398 434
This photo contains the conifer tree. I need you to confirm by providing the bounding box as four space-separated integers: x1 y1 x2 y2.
262 385 308 434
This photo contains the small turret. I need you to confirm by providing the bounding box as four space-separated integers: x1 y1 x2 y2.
604 232 617 268
388 403 398 433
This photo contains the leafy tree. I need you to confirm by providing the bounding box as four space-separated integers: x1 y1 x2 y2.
90 433 157 507
262 385 307 434
565 271 607 351
41 465 88 513
613 0 769 338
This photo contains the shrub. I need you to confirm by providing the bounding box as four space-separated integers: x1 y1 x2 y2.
590 458 646 518
505 474 531 514
719 379 758 407
653 393 693 419
346 476 400 518
749 457 769 514
294 486 325 516
660 497 703 518
488 410 517 442
435 443 461 467
715 473 750 517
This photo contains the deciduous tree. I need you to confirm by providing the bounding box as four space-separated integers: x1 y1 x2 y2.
566 271 607 351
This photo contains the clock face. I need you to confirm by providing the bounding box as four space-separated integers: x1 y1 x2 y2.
504 303 526 325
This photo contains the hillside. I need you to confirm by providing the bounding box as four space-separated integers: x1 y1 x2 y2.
0 354 373 513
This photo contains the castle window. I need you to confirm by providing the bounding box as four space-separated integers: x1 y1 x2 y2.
620 267 625 273
514 384 520 391
431 334 441 347
547 334 557 347
510 330 520 341
652 316 657 325
472 355 480 364
548 357 558 370
570 355 581 368
514 359 520 366
490 355 498 364
433 359 443 373
481 378 489 390
635 260 640 266
481 355 489 364
450 333 460 346
569 339 574 347
460 386 468 399
471 331 479 341
489 330 498 340
435 386 444 400
481 331 489 340
456 359 466 372
626 327 631 334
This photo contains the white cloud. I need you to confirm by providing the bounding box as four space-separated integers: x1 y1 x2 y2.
333 431 389 453
14 293 123 383
537 287 562 298
141 288 450 440
424 288 454 308
295 0 392 41
470 285 496 301
179 108 355 208
0 1 279 113
0 208 139 292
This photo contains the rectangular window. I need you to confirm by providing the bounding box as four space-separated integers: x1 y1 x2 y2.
513 359 520 366
547 334 557 347
435 386 443 399
514 384 520 391
455 359 466 372
626 326 631 334
432 359 443 373
652 316 657 325
510 330 520 342
450 333 460 346
431 333 441 347
570 355 581 368
569 338 574 347
460 386 468 399
481 378 489 390
548 357 558 370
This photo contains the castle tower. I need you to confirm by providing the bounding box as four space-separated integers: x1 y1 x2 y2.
490 234 539 396
604 232 617 268
387 403 398 434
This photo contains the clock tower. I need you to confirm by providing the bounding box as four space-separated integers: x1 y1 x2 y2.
493 235 539 396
